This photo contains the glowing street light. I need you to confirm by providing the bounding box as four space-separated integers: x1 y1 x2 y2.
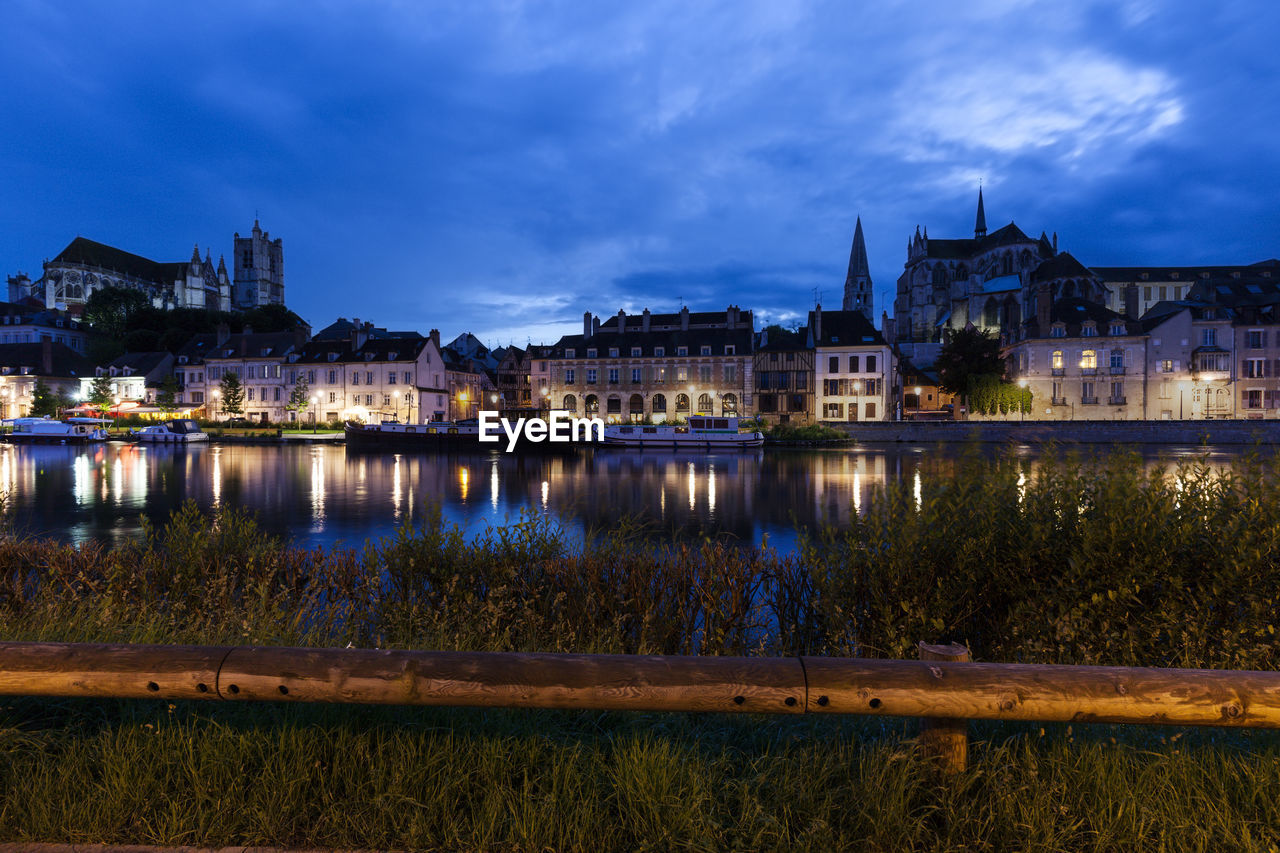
310 394 318 434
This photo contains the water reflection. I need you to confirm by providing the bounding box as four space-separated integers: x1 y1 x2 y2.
0 442 1269 551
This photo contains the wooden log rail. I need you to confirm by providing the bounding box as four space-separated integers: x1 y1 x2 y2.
2 640 1280 730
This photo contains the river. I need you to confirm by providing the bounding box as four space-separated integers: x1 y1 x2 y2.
0 441 1267 551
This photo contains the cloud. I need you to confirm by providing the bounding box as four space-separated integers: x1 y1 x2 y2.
892 49 1183 170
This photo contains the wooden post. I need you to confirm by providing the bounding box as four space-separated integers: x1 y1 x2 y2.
917 641 970 774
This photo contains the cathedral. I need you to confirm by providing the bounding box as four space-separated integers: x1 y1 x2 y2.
892 189 1103 343
7 220 285 315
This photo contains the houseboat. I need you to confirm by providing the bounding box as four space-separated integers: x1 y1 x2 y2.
134 419 209 444
603 415 764 450
3 417 110 445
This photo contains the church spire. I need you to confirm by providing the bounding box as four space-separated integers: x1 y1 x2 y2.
842 216 873 319
974 187 987 238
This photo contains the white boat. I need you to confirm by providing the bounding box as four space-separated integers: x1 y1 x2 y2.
134 419 209 444
603 415 764 450
4 416 110 445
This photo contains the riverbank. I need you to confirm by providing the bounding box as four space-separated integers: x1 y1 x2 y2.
2 451 1279 848
831 418 1280 444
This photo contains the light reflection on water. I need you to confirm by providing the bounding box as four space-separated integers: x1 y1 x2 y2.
0 441 1269 552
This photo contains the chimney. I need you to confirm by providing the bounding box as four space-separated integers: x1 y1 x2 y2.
429 328 441 351
642 308 651 333
726 305 737 329
1124 284 1140 320
584 311 593 339
814 304 823 342
592 316 600 336
617 309 626 334
1036 284 1052 331
216 323 231 346
41 339 52 375
680 306 690 331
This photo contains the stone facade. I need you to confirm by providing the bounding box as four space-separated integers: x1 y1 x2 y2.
232 220 285 309
811 307 895 422
549 306 754 423
0 341 95 418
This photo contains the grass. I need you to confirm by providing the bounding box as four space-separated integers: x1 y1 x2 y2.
2 700 1279 851
2 446 1280 849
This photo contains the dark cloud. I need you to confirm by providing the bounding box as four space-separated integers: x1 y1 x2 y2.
1 0 1277 348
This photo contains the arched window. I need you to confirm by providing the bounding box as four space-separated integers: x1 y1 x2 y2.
652 393 667 412
955 264 968 280
722 393 738 415
1002 252 1013 275
675 393 690 412
584 394 599 414
983 297 999 327
606 395 622 414
933 263 948 285
697 393 713 412
1052 350 1063 370
1081 350 1097 370
628 394 644 419
562 394 576 412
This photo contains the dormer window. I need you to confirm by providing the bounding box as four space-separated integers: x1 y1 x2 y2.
1050 324 1066 338
1081 323 1097 337
565 348 576 358
655 347 665 357
631 347 641 357
328 353 339 362
609 348 619 357
700 345 711 356
586 348 597 358
261 348 271 356
725 345 735 355
1109 323 1126 336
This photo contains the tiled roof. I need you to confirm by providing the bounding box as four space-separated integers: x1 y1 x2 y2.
51 237 189 283
551 326 754 357
0 342 96 378
809 309 887 348
1032 251 1094 282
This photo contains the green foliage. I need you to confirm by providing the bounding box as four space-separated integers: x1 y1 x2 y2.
285 374 310 415
936 326 1005 396
967 375 1032 416
766 422 846 441
87 375 114 415
219 371 245 418
83 286 151 340
28 379 59 417
155 375 181 414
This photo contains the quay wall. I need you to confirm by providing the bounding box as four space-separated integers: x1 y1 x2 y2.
829 419 1280 445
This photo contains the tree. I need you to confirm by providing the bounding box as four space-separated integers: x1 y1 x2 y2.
155 375 181 415
84 286 152 364
29 379 59 417
87 375 114 417
285 375 311 421
935 326 1006 397
219 372 244 421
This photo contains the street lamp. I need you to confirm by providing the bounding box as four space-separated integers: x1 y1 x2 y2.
1018 378 1028 422
914 386 923 417
310 394 318 434
393 390 401 423
211 389 221 426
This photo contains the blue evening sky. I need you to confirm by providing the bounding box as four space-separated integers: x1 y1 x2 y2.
2 1 1277 346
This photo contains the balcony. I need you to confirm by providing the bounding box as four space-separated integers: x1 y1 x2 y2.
1081 396 1099 405
1080 367 1098 376
1051 397 1068 406
1109 365 1126 375
1050 368 1065 376
1108 397 1127 405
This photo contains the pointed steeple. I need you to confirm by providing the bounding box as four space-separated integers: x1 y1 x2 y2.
842 216 874 319
191 244 202 264
974 187 987 238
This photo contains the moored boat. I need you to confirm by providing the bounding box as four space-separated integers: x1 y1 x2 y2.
3 417 110 445
603 415 764 450
134 419 209 444
344 419 484 449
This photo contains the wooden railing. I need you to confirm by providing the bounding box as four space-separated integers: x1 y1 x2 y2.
3 640 1280 772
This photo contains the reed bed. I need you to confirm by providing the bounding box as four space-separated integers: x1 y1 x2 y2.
0 446 1278 849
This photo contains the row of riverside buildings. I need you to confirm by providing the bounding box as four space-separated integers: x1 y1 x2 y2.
2 203 1277 424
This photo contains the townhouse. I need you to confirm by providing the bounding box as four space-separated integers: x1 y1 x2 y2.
547 306 754 423
812 307 895 422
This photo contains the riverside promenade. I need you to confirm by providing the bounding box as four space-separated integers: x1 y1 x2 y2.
831 419 1280 445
